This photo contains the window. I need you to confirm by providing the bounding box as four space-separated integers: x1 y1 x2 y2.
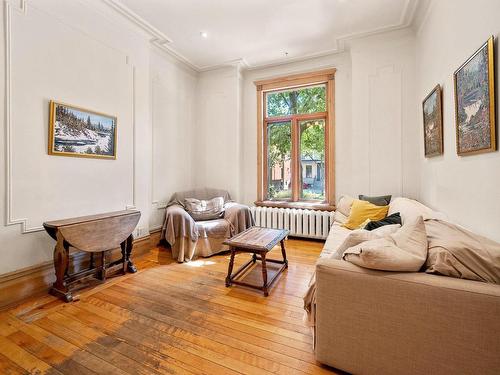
305 165 313 179
255 69 335 210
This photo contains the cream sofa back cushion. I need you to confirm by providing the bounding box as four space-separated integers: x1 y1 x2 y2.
389 197 446 224
336 195 354 217
343 216 428 272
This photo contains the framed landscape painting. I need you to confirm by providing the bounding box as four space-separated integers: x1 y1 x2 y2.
422 84 443 157
454 36 496 155
48 101 117 159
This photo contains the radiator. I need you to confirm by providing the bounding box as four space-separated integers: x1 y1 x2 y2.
250 206 335 240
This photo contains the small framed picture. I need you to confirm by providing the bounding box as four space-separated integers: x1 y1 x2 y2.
422 84 443 157
48 101 117 159
454 36 496 155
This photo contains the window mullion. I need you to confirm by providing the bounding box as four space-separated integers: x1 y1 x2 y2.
291 117 299 202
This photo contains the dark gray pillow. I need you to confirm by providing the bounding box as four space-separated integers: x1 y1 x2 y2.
364 212 401 231
359 194 392 206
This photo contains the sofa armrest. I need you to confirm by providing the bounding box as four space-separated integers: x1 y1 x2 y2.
315 258 500 375
163 204 197 245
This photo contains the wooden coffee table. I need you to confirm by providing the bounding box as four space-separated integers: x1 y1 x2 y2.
223 226 289 296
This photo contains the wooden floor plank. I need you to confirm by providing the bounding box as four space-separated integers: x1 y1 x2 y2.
0 239 338 375
0 335 60 375
59 303 271 375
0 352 27 375
76 297 330 375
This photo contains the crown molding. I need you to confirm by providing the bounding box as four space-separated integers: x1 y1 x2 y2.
99 0 419 72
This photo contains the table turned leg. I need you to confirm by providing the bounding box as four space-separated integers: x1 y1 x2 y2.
125 234 137 273
280 239 288 268
120 240 127 274
50 232 72 302
99 251 107 281
261 252 269 297
226 247 236 287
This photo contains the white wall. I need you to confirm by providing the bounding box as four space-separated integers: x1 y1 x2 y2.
414 0 500 242
194 66 242 200
238 29 417 206
149 49 198 229
349 29 418 199
0 0 197 275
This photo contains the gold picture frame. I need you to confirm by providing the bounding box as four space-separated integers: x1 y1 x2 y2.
453 36 496 156
48 101 117 159
422 84 444 157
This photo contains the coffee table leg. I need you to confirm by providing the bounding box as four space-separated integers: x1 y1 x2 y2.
280 239 288 268
261 252 269 297
226 247 235 287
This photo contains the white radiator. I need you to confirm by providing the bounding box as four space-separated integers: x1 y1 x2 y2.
250 206 335 240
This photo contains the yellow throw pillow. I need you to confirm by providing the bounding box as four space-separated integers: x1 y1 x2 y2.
343 200 389 230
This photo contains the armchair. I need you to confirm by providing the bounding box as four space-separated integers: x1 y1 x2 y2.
161 188 254 262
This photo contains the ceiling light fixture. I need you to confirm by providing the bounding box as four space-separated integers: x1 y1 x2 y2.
200 31 208 38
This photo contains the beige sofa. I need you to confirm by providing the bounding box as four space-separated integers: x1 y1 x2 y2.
315 197 500 375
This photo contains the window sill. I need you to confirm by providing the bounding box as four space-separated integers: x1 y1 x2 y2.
254 200 335 212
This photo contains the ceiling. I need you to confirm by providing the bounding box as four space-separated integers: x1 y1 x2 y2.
116 0 419 71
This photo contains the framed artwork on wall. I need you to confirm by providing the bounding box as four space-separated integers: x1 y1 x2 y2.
422 84 443 157
48 101 117 159
453 36 496 156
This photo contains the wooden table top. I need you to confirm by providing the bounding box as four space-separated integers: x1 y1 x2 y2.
223 226 289 251
42 210 141 252
43 210 140 228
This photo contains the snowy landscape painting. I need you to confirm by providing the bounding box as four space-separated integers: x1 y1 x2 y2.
454 37 496 155
49 101 117 159
422 84 443 157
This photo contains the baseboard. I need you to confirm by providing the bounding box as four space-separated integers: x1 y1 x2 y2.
0 229 162 310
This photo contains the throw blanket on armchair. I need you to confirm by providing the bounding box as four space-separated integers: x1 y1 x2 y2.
161 188 254 262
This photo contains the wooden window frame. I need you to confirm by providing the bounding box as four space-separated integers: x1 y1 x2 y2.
255 68 336 211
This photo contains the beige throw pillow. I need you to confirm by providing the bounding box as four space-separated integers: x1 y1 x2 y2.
343 216 428 272
184 196 224 221
331 224 401 260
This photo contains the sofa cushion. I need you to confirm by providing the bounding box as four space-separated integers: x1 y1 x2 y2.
184 196 225 221
343 200 389 230
343 216 428 272
321 223 351 258
388 197 445 224
424 219 500 283
359 194 392 206
336 195 355 217
333 210 348 224
328 224 401 260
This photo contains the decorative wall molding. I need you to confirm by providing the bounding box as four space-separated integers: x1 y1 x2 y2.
102 0 420 72
126 61 137 210
4 1 137 233
367 64 403 196
2 0 41 232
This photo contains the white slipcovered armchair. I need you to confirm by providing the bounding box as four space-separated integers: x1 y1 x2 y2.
160 188 254 262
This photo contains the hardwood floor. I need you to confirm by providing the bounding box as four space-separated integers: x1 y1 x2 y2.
0 238 339 374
